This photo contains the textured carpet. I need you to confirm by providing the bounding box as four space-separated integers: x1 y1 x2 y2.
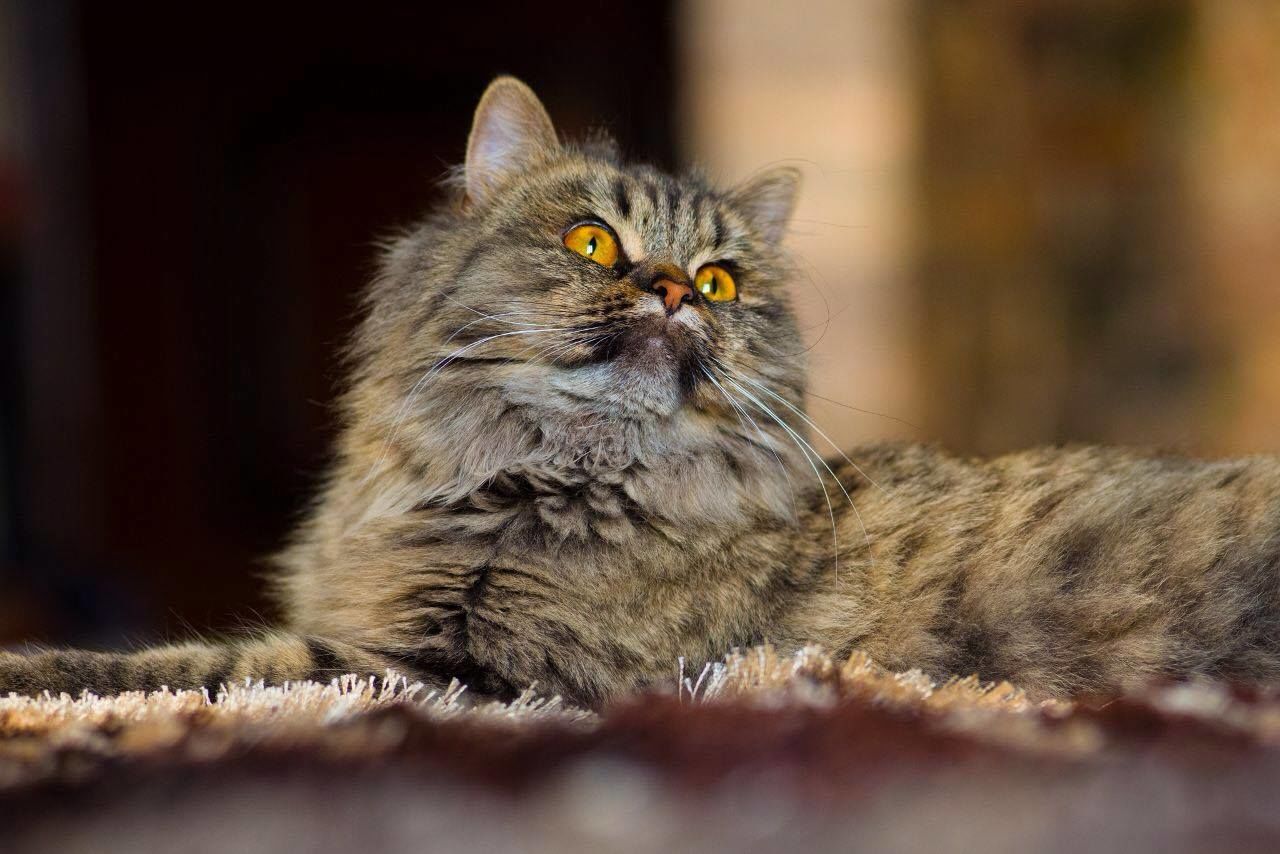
3 646 1280 853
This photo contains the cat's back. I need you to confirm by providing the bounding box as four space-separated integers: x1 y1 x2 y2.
840 440 1280 546
788 442 1280 696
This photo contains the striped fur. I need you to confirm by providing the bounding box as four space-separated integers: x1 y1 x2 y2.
7 78 1280 704
0 634 390 697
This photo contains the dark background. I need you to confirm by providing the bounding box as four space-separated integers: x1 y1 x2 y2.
0 3 676 645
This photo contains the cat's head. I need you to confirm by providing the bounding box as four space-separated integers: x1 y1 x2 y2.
351 78 810 513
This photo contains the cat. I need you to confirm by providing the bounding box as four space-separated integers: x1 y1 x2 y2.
5 76 1280 705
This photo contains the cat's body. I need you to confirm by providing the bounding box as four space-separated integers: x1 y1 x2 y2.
281 436 1280 703
6 78 1280 704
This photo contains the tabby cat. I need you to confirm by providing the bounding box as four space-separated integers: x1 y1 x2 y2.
6 77 1280 704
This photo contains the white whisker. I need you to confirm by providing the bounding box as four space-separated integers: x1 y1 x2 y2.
700 367 799 523
736 375 890 496
365 325 593 484
437 294 542 328
719 370 876 574
712 372 841 573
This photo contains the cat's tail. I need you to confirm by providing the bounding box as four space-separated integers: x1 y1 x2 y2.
0 631 395 698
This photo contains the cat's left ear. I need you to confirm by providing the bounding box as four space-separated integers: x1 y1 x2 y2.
464 77 559 206
730 167 802 246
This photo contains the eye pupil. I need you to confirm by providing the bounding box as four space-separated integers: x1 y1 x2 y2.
586 237 596 256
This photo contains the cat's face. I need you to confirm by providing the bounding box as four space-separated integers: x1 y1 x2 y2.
446 167 803 424
359 78 808 494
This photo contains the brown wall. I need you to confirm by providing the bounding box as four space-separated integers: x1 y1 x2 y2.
684 1 1280 459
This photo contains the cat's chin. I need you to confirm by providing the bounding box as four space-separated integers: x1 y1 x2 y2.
548 358 686 420
533 316 700 419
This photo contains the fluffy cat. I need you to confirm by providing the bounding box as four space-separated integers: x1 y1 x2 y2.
6 77 1280 704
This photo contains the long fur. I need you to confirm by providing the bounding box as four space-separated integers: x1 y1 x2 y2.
6 78 1280 704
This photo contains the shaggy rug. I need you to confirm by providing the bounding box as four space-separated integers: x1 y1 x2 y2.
3 646 1280 853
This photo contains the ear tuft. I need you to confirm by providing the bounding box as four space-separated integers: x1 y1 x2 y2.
730 167 802 245
464 77 559 205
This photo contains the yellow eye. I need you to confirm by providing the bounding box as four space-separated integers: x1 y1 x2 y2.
563 223 619 267
695 264 737 302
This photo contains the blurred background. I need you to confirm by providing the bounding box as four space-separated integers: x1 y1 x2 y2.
0 1 1277 646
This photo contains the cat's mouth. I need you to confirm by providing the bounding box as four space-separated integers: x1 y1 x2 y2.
605 314 700 375
549 313 706 418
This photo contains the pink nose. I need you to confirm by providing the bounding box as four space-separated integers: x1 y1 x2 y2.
652 278 694 314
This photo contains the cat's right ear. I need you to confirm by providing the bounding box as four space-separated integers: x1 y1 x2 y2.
464 77 559 206
730 166 802 246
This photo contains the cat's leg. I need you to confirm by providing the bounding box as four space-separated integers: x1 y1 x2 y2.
0 631 400 697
